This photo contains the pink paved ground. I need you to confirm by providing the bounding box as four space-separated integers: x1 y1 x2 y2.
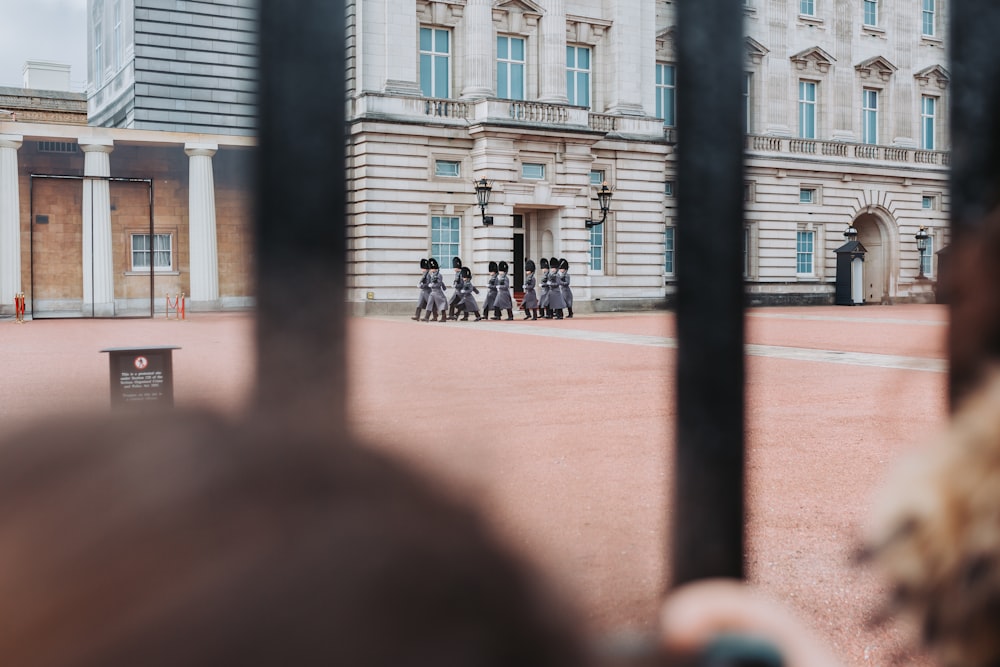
0 305 949 666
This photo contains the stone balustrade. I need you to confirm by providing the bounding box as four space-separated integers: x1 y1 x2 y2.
747 134 950 166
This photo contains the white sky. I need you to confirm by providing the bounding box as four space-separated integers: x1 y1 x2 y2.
0 0 88 90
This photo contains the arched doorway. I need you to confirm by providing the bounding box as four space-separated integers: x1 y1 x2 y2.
853 212 889 304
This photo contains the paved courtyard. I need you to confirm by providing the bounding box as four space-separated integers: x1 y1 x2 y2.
0 305 948 666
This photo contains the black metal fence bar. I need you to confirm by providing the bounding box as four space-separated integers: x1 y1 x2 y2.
255 0 348 429
672 0 747 586
947 0 1000 407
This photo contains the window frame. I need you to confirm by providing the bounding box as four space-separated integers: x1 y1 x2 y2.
921 95 936 150
862 88 879 145
497 35 526 101
656 62 676 127
862 0 878 27
922 0 936 37
521 163 546 180
796 229 815 276
419 26 451 99
800 0 816 16
589 221 604 273
566 45 592 108
130 232 174 273
920 233 935 277
434 160 461 178
798 80 817 139
430 215 461 268
664 226 676 277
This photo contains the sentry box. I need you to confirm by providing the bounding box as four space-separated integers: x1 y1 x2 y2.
100 346 181 409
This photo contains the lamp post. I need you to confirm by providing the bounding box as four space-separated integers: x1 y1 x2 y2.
474 178 493 225
843 223 859 242
585 182 614 228
915 225 930 278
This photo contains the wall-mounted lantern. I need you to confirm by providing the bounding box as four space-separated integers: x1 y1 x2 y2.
585 182 614 229
915 225 930 278
474 178 494 225
843 223 859 242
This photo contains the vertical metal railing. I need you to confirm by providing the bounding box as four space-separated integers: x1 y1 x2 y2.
947 0 1000 408
255 0 348 431
672 0 747 585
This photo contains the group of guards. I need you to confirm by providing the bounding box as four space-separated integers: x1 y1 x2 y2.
413 256 574 322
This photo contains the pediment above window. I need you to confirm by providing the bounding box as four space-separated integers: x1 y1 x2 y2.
492 0 543 31
417 0 464 26
914 64 950 90
790 46 835 74
855 55 897 82
656 27 676 60
566 14 612 44
746 36 769 66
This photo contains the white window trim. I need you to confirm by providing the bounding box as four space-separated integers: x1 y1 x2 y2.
128 231 175 274
920 95 937 151
862 88 879 145
798 80 817 139
795 227 817 278
419 26 451 99
497 35 526 101
566 44 592 108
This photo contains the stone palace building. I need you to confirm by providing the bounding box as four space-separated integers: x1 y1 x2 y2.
0 0 949 318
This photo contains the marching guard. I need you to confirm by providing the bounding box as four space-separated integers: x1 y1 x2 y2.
538 258 550 318
421 258 450 323
545 256 565 319
557 258 573 318
447 257 464 320
493 260 514 320
413 258 435 321
458 266 482 321
521 259 538 320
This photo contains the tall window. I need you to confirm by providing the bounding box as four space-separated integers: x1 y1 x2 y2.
862 88 879 145
566 46 591 107
113 0 123 70
798 80 817 139
922 0 936 36
497 36 525 100
863 0 878 26
796 230 814 275
664 227 675 275
431 216 460 266
920 235 934 277
921 95 936 150
131 233 172 271
743 72 752 133
420 27 450 98
800 0 815 16
93 19 104 84
589 223 604 272
655 63 676 127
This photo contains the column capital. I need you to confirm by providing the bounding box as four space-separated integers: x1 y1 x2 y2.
0 135 23 151
79 137 115 154
185 142 218 158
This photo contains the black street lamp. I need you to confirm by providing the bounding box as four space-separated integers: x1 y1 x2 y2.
473 178 493 225
585 182 614 228
843 223 859 242
915 225 930 277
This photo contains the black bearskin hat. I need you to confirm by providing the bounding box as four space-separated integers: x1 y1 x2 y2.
420 258 428 270
452 257 463 269
488 261 498 273
498 260 508 273
559 258 569 270
549 257 559 271
540 258 549 270
460 266 472 279
428 257 439 269
525 259 536 273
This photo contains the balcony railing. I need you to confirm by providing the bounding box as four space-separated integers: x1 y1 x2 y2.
747 134 950 166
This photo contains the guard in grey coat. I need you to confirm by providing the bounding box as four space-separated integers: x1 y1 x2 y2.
421 258 450 323
538 257 550 318
557 258 574 318
413 258 434 321
481 261 498 320
457 266 482 321
521 258 538 320
494 260 514 320
447 256 463 320
546 256 565 319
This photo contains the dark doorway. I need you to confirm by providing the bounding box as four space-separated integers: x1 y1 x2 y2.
513 214 525 302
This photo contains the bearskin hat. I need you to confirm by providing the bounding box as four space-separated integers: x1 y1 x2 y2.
420 258 428 270
461 266 472 279
549 257 559 271
452 256 463 269
540 258 549 270
559 258 569 270
525 259 536 273
498 260 509 273
488 261 498 273
428 257 439 269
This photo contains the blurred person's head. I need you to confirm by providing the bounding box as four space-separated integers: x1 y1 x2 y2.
0 410 586 667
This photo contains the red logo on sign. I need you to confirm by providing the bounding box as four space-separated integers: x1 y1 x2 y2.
134 356 149 370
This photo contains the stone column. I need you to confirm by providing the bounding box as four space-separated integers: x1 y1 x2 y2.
185 143 220 309
605 0 652 115
461 0 494 98
80 139 115 317
538 0 569 103
0 135 22 313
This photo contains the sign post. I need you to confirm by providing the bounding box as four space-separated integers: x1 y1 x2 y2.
100 346 180 408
